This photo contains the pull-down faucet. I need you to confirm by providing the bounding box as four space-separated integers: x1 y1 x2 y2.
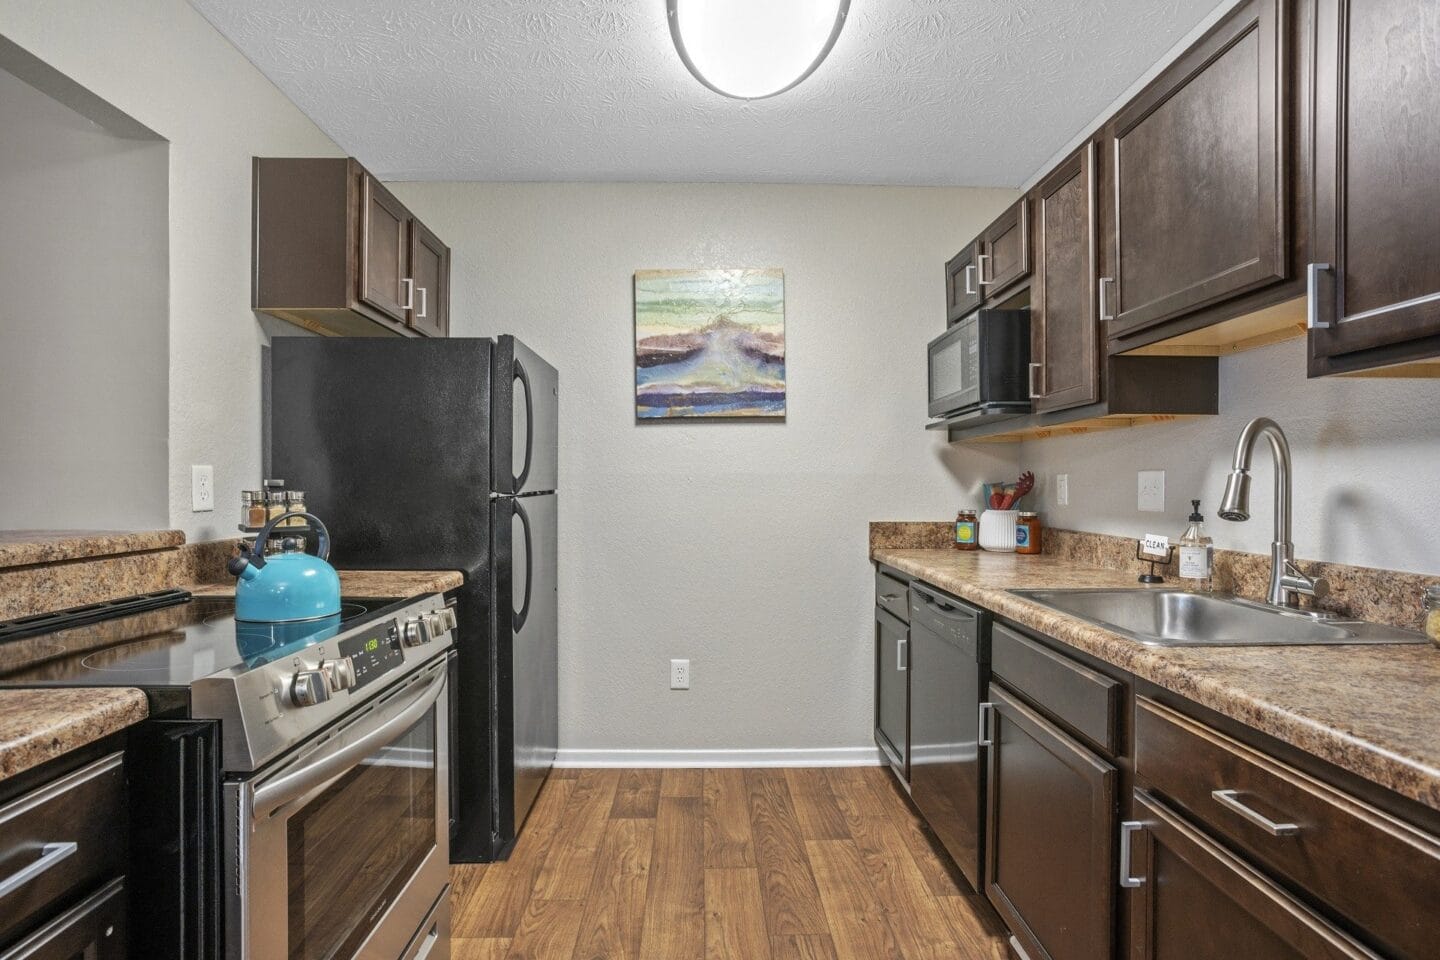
1217 417 1329 609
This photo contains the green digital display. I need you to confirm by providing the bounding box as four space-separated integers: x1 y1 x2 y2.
340 625 404 689
365 637 379 653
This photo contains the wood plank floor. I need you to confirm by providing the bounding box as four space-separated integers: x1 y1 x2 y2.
450 767 1010 960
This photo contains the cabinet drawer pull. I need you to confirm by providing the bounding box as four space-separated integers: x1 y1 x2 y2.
400 277 415 310
1306 262 1333 330
0 841 77 898
1007 935 1034 960
897 637 908 672
417 285 429 319
1099 276 1116 322
1119 820 1146 888
964 264 977 296
978 702 994 747
1028 362 1043 399
1212 789 1300 837
977 254 992 286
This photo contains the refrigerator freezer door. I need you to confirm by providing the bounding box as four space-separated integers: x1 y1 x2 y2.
270 337 494 573
492 336 558 496
492 491 558 844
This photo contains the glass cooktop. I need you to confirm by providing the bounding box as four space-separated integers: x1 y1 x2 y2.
0 595 402 687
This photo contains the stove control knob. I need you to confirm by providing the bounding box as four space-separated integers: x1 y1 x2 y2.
424 611 447 637
322 656 357 691
438 607 458 632
403 616 431 647
291 668 332 707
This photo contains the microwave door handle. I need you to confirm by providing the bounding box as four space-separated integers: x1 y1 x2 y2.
251 665 447 818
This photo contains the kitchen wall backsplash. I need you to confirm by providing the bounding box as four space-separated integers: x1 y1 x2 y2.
871 522 1433 632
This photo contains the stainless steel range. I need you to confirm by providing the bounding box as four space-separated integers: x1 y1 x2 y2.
0 589 457 960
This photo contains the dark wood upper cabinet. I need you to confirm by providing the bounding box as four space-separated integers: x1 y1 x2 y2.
1106 0 1288 341
408 219 450 338
985 681 1115 960
945 241 983 324
358 172 411 326
979 198 1031 302
1126 791 1377 960
253 157 450 337
1031 144 1100 413
1307 0 1440 376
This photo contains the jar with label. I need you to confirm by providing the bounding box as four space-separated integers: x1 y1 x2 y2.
1424 586 1440 649
954 510 979 550
1015 512 1042 555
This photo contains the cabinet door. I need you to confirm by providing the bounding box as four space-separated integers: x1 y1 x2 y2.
875 607 909 778
1308 0 1440 370
1 878 128 960
358 172 411 325
1126 792 1380 960
985 682 1115 960
945 242 983 324
1108 0 1287 340
1031 144 1100 412
408 219 449 338
979 198 1031 302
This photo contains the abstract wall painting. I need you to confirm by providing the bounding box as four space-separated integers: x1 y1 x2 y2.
634 268 785 420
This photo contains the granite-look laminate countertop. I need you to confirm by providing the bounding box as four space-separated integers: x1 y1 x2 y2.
188 569 465 599
0 530 185 569
0 688 148 782
873 548 1440 813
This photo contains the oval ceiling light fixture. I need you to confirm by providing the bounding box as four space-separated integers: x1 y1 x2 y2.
668 0 851 101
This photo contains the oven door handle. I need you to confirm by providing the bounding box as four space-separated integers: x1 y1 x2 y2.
251 664 447 818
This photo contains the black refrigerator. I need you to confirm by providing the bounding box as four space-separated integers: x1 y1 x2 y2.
269 335 558 862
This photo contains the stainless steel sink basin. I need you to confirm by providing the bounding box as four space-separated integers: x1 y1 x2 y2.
1010 588 1427 647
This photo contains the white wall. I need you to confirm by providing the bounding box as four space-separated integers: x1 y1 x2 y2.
1020 338 1440 576
0 0 342 539
0 68 168 529
390 181 1020 759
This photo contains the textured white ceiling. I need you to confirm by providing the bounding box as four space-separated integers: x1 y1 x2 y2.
189 0 1223 187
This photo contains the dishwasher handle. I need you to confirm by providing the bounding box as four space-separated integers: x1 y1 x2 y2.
911 584 978 620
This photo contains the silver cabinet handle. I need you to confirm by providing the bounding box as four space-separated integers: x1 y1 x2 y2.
1028 362 1043 399
977 253 992 285
1099 276 1116 322
400 277 415 310
977 702 994 747
897 637 908 672
0 841 77 898
964 263 977 296
1119 820 1146 888
1307 263 1333 330
1008 935 1034 960
417 285 428 319
1211 789 1300 837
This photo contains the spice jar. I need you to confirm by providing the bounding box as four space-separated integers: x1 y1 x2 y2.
266 490 287 522
954 510 979 551
1425 586 1440 648
284 491 307 526
1015 511 1042 555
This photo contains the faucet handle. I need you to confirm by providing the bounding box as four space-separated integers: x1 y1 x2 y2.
1282 561 1329 601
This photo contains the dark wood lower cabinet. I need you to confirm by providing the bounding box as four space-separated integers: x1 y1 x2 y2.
0 878 127 960
984 682 1115 960
874 606 909 780
1126 792 1378 959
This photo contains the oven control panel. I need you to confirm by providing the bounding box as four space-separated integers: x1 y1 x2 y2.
339 620 404 690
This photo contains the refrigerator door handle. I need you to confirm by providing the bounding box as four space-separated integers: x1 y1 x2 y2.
512 498 533 632
513 358 534 494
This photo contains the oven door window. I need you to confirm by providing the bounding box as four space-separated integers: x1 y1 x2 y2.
286 711 437 960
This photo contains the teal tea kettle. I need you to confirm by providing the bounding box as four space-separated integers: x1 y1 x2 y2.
228 512 342 623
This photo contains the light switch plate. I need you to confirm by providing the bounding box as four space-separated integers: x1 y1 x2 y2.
1056 474 1070 506
191 465 214 512
1138 470 1165 512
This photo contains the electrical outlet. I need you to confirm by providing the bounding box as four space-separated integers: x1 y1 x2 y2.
1138 470 1166 513
1056 474 1070 506
670 659 690 690
191 465 214 512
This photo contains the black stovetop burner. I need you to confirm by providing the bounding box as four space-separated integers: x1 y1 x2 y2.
0 592 403 687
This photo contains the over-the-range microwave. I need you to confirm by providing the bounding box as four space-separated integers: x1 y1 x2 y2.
927 309 1032 426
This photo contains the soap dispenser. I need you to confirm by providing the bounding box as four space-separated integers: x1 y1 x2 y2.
1177 499 1214 592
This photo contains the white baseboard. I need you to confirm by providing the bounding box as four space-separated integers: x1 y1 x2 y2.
553 746 885 769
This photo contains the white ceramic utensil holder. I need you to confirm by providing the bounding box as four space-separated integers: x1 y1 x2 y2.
979 510 1019 552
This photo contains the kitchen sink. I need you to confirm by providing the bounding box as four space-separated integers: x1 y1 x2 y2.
1009 588 1428 647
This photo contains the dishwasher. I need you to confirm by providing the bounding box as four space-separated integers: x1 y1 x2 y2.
907 582 989 892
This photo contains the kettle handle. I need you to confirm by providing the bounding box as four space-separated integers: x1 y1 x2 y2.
248 511 332 566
